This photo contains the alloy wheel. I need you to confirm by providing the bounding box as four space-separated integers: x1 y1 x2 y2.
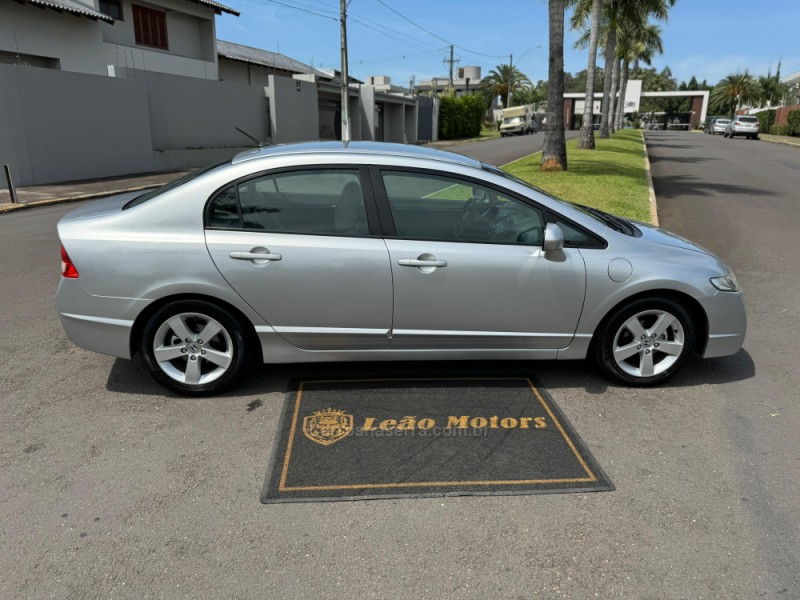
611 309 686 379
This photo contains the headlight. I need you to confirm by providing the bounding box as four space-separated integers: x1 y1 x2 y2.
710 273 740 292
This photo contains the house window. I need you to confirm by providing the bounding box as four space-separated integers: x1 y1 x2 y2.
132 5 168 50
99 0 123 20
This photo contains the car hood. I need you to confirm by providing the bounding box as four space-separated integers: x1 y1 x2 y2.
59 195 133 222
632 220 716 256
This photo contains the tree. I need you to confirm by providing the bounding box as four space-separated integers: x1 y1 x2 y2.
614 21 663 130
755 65 788 108
541 0 567 172
479 64 532 110
573 0 603 149
710 73 757 116
572 0 675 137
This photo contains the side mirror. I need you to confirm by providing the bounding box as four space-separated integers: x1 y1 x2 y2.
543 222 564 252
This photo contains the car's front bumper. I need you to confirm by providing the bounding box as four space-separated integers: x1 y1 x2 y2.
697 290 747 358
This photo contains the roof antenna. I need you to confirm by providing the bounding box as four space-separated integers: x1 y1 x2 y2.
235 127 268 147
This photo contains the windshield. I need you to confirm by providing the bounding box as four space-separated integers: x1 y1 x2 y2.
123 160 230 210
503 117 524 125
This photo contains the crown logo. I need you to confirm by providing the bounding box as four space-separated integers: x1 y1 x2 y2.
303 407 353 446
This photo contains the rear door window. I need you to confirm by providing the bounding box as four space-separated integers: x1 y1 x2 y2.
207 169 371 237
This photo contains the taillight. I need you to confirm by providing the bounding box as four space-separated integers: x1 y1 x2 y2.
61 245 79 278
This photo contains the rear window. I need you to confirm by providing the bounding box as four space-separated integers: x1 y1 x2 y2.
738 117 758 123
123 160 229 210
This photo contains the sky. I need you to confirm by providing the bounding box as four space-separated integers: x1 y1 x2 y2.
214 0 800 87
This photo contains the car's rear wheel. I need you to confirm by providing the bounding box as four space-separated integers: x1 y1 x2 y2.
140 300 249 396
594 297 696 386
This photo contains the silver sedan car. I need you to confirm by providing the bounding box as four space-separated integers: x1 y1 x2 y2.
56 142 746 395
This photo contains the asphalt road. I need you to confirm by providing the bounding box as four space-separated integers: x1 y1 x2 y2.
1 133 798 599
448 128 580 166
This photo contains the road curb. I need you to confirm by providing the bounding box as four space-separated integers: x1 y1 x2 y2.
642 132 659 227
760 137 800 149
0 184 160 215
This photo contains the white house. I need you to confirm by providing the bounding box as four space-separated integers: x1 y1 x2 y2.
0 0 238 80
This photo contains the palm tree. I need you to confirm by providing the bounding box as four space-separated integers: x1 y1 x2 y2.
614 22 663 130
479 64 532 110
710 73 757 116
573 0 674 137
571 0 604 149
541 0 567 172
755 65 788 108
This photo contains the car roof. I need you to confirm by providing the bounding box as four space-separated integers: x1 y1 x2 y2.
231 141 483 169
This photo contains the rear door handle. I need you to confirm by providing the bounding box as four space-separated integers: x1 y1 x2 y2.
398 258 447 268
229 250 282 261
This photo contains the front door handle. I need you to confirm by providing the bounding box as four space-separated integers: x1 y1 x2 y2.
398 258 447 267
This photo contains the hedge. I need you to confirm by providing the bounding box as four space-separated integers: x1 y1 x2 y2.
787 109 800 136
756 109 776 132
438 94 484 140
769 124 789 136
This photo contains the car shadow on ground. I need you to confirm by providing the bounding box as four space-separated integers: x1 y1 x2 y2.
106 349 755 398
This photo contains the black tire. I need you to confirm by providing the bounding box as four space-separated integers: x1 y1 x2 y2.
140 299 250 396
593 296 696 387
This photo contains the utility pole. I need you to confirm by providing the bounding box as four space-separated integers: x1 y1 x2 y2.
448 45 454 89
339 0 351 142
442 45 459 94
507 53 513 108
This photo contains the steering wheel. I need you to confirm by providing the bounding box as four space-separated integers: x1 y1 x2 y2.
454 190 499 239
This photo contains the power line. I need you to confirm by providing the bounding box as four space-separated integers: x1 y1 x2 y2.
374 0 510 59
258 0 337 20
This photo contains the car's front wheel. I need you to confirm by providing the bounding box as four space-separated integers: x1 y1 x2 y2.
594 297 696 386
140 300 250 396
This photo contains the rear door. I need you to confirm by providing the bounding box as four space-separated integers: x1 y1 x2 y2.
372 168 587 351
205 166 393 351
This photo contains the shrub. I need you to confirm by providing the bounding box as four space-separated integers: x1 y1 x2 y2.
438 94 485 140
787 109 800 136
756 109 776 132
769 124 789 135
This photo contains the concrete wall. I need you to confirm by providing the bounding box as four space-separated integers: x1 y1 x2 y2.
385 103 405 143
0 64 271 186
359 86 376 141
266 75 319 144
134 69 268 149
0 64 155 186
404 105 417 144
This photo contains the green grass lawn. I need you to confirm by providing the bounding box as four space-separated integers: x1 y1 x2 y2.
503 129 652 222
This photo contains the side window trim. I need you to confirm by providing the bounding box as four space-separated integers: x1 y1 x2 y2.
204 164 381 237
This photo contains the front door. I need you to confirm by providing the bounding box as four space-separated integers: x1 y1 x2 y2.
375 169 586 350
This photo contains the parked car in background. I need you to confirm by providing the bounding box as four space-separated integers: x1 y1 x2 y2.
56 142 746 395
703 115 727 133
724 116 760 139
710 118 731 135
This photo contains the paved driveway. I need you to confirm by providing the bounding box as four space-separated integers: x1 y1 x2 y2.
1 133 798 598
